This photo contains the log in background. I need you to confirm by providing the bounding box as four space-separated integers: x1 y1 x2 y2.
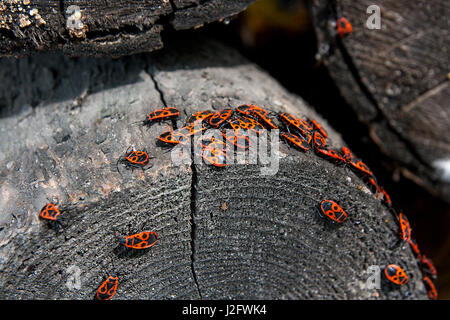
0 35 428 299
0 0 255 57
310 0 450 201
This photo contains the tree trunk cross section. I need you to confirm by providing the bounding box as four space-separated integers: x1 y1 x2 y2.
0 35 428 299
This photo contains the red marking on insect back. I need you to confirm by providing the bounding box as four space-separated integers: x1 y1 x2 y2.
178 121 206 136
319 200 347 223
313 131 327 149
229 116 265 134
253 111 278 129
202 145 228 167
120 231 158 250
222 129 250 149
337 17 353 37
348 159 374 178
379 188 392 208
159 130 190 146
309 119 328 138
407 237 421 256
199 137 232 153
147 107 180 122
398 212 412 243
117 148 153 174
315 147 346 164
422 276 438 300
419 255 437 278
341 146 355 162
39 203 61 221
124 150 150 166
185 110 214 124
366 177 379 193
209 109 233 128
384 264 408 285
235 104 268 116
96 275 118 300
281 132 310 151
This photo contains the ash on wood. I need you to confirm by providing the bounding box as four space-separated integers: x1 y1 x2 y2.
309 0 450 202
0 35 428 299
0 0 255 57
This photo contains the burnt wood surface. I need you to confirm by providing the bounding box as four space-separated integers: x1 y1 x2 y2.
0 34 428 299
309 0 450 202
0 0 255 57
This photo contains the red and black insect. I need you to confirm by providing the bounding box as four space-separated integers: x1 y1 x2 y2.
157 130 188 146
315 147 346 164
281 132 310 152
235 105 278 130
253 111 278 130
407 237 421 257
228 116 265 135
200 136 232 152
379 187 392 208
201 144 228 167
209 108 233 128
393 212 421 255
185 110 214 125
366 177 379 194
384 264 408 285
313 131 327 150
422 276 438 300
39 202 61 221
143 107 180 128
178 121 206 137
96 275 118 300
341 146 354 162
308 119 328 138
419 255 437 279
336 17 353 37
119 231 158 250
398 212 412 243
116 148 153 174
222 129 250 150
39 203 63 231
235 104 268 116
279 113 313 136
318 200 348 223
348 159 375 179
157 122 205 148
340 147 377 181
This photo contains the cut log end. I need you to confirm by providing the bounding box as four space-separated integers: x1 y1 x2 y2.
0 35 429 299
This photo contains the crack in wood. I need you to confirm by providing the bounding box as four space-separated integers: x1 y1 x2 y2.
148 68 202 298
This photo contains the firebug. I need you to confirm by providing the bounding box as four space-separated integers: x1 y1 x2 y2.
39 203 63 231
96 275 118 300
143 107 180 128
337 17 353 37
384 264 408 285
281 132 310 151
422 276 438 300
318 200 348 223
119 231 158 250
209 108 233 128
116 148 153 174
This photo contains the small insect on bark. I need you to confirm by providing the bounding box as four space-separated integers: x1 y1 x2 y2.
118 231 158 250
143 106 180 129
383 264 408 286
39 203 63 231
96 275 118 300
116 147 154 176
318 200 348 224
